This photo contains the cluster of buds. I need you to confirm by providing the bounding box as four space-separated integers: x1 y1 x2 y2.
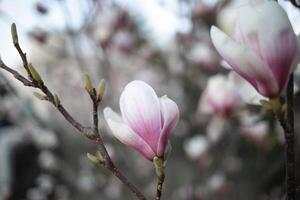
84 73 106 103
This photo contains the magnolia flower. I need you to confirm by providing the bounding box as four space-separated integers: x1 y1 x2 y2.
211 0 298 98
199 74 242 117
104 80 179 160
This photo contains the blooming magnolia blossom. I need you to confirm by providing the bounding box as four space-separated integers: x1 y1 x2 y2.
211 0 298 98
104 80 179 160
199 74 242 117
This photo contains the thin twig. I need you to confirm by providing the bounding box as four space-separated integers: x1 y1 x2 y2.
0 62 35 87
39 82 91 137
89 89 147 200
0 25 147 200
0 60 93 139
13 42 33 80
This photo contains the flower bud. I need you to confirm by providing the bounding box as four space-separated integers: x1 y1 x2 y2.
33 92 47 100
97 79 106 100
11 23 18 45
28 63 42 82
87 153 103 166
53 94 60 107
104 81 179 160
84 74 93 94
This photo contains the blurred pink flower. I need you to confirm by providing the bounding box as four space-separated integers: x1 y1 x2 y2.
184 135 209 160
111 31 134 53
210 0 298 98
199 74 242 117
242 121 269 148
104 80 179 160
189 42 220 71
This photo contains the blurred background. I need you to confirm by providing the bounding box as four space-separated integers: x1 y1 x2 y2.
1 0 300 199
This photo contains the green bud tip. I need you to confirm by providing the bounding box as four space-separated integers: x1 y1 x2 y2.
87 153 102 165
33 92 46 100
97 79 106 100
53 94 60 107
84 74 93 94
28 63 42 82
11 23 18 45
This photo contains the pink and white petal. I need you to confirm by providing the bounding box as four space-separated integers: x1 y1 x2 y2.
210 26 278 97
157 96 179 156
237 25 296 93
236 2 297 92
236 1 293 49
229 72 266 105
104 107 156 160
211 26 264 86
120 80 161 152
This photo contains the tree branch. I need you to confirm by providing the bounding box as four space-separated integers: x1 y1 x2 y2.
1 24 147 200
0 62 35 87
89 88 147 200
284 74 296 200
273 74 296 200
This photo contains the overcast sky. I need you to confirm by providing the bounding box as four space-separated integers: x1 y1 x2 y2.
0 0 299 66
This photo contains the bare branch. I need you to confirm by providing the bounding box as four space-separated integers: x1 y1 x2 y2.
88 86 147 200
0 62 35 87
1 23 147 200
